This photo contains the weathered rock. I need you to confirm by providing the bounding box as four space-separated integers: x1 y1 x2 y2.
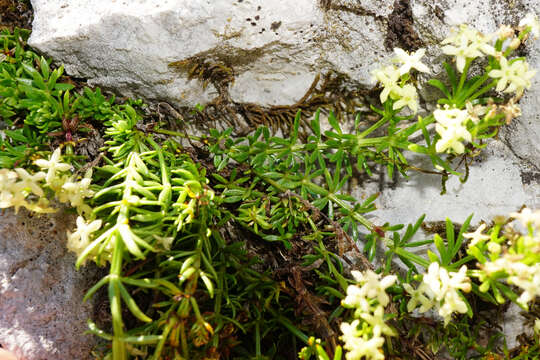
0 209 101 360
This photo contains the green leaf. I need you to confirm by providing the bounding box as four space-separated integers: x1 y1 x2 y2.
428 79 451 98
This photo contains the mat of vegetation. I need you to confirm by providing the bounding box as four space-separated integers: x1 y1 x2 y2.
0 17 539 360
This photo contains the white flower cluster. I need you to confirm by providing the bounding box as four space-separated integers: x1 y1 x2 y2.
34 148 95 215
371 48 430 114
441 14 538 97
340 270 397 360
433 106 472 154
0 148 98 259
468 207 540 309
404 262 471 326
0 167 52 213
488 56 536 97
442 24 495 72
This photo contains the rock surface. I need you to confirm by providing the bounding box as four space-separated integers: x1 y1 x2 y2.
0 209 101 360
0 0 536 357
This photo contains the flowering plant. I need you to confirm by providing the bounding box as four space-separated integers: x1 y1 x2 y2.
0 12 539 360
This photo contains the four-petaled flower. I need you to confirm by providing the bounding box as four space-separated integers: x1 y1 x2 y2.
34 148 72 186
488 56 536 96
464 223 490 247
393 48 430 75
67 216 102 257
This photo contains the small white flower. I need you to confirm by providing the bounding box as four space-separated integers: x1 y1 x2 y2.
13 168 46 196
34 148 72 186
340 320 385 360
464 223 490 247
67 216 102 257
434 107 472 154
496 25 515 40
360 305 397 336
393 47 430 75
59 170 94 209
393 84 419 113
371 65 401 103
519 12 540 39
510 207 540 229
465 101 488 124
403 283 434 313
442 25 494 72
488 56 536 96
439 289 468 325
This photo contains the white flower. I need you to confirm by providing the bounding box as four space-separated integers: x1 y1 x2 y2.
393 48 430 75
488 56 536 96
13 168 46 196
340 320 385 360
393 84 419 113
349 270 397 307
465 101 488 124
342 283 370 313
434 107 472 154
360 305 397 336
439 290 468 325
67 216 102 257
34 148 72 186
510 207 540 229
415 263 471 326
464 223 490 247
371 65 401 103
58 170 94 210
519 12 540 39
403 283 434 313
442 25 494 72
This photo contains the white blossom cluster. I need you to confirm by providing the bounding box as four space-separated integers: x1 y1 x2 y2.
467 207 540 309
0 148 98 258
340 270 397 360
404 262 471 326
371 48 430 114
0 167 52 213
0 148 94 214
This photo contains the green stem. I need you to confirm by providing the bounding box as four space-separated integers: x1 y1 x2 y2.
456 58 472 95
357 115 390 139
468 81 497 102
110 235 127 360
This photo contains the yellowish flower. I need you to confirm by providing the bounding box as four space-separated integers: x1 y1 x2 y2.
488 56 536 96
393 47 430 75
67 216 103 257
34 148 72 186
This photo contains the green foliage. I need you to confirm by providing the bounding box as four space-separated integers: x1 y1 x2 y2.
1 27 539 360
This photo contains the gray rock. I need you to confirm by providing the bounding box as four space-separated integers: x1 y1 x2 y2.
0 209 101 360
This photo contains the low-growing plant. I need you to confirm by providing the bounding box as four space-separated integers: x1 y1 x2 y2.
0 12 539 360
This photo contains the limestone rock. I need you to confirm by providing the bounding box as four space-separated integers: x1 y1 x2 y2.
0 209 101 360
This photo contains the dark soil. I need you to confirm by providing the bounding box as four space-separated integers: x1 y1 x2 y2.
0 0 33 31
384 0 424 51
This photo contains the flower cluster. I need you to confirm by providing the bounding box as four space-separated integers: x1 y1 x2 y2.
488 55 536 97
467 207 540 309
404 262 471 326
34 148 95 215
0 167 52 213
340 270 397 360
371 48 430 114
441 24 495 72
433 106 473 154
